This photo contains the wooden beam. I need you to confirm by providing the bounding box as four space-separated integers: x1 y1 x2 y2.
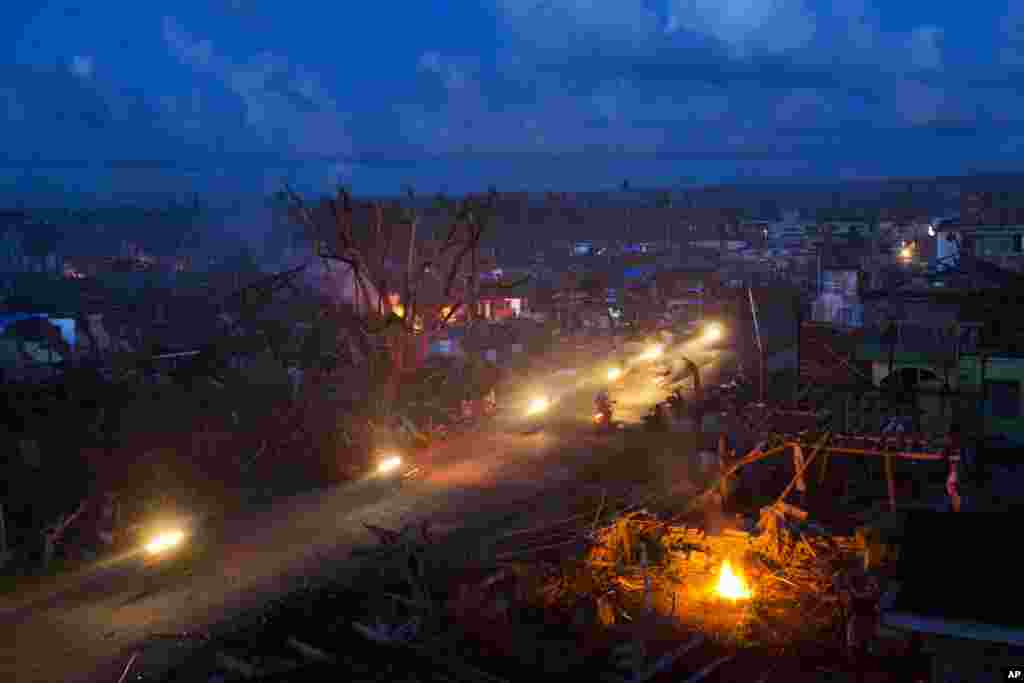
776 432 831 506
783 444 955 462
884 447 897 512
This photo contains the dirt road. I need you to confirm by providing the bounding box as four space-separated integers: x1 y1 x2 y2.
0 339 729 683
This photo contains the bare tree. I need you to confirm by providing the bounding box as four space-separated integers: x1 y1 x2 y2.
281 185 503 403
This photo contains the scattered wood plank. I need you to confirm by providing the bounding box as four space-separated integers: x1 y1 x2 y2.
682 654 735 683
286 636 335 663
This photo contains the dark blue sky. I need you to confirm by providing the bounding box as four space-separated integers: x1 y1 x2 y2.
4 1 1024 199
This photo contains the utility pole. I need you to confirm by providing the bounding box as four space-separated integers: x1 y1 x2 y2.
749 286 766 404
794 294 803 406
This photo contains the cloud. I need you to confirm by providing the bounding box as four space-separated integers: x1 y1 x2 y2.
999 7 1024 66
70 55 94 78
405 57 673 156
0 88 25 122
161 16 352 158
774 89 833 125
891 79 947 126
493 0 661 51
417 51 472 91
907 25 943 71
665 0 816 55
326 161 354 187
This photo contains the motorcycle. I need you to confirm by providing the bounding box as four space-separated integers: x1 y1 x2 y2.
521 394 552 434
371 450 422 484
593 399 615 432
124 503 200 568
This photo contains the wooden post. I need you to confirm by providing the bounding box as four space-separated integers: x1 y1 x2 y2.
818 448 831 485
794 299 802 407
884 452 897 512
792 443 807 502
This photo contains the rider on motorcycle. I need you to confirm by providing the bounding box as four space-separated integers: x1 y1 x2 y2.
595 388 613 414
484 387 497 416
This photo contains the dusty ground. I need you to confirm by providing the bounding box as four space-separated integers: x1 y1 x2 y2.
0 334 730 683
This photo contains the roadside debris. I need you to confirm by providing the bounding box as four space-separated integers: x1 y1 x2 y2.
143 497 894 682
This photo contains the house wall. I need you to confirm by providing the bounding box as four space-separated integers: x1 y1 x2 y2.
861 297 960 330
958 354 1024 442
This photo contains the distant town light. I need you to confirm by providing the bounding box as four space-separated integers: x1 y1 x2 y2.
928 225 936 237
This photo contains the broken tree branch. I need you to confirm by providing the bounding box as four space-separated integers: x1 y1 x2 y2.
286 636 335 663
682 654 735 683
775 432 831 506
631 635 705 683
116 651 139 683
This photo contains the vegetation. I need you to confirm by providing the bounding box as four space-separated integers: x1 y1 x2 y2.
0 184 526 578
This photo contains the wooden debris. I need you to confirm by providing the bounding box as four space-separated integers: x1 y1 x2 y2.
215 651 260 679
683 654 735 683
632 634 705 683
116 652 140 683
286 636 335 663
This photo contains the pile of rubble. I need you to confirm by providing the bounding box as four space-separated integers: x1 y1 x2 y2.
142 500 876 683
576 503 861 647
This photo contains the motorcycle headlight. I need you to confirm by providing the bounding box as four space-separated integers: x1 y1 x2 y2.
377 454 403 474
526 397 550 416
144 529 186 555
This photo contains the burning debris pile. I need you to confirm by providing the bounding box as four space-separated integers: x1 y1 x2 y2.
145 506 866 683
574 505 861 650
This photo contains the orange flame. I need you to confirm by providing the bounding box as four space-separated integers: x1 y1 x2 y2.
715 560 752 601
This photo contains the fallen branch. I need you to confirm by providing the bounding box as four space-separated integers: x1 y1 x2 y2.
116 651 139 683
763 574 800 589
682 654 735 683
286 636 335 663
495 537 585 560
631 634 705 683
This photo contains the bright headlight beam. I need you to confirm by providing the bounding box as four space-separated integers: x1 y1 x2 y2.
526 396 550 416
377 455 402 474
144 529 185 555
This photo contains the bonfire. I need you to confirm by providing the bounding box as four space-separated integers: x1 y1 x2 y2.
715 560 752 601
